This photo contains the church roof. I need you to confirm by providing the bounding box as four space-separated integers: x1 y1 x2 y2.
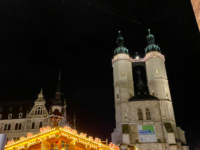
129 94 159 101
114 31 129 55
0 100 36 119
144 29 161 54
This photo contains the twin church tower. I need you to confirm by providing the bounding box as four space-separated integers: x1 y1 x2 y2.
111 30 188 150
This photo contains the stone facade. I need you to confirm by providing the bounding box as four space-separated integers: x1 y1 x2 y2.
191 0 200 31
111 31 189 150
0 90 73 142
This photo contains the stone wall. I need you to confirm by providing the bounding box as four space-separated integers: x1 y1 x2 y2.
191 0 200 31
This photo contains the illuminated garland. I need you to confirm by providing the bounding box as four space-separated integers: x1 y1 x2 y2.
112 52 165 63
5 126 119 150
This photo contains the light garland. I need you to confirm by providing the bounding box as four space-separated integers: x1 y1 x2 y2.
112 52 165 64
5 126 119 150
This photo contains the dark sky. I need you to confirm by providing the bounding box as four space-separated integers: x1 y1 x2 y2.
0 0 200 149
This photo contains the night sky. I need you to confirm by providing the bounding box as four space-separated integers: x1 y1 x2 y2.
0 0 200 149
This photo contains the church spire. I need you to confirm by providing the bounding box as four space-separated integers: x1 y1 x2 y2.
114 31 129 55
55 70 61 103
145 29 161 53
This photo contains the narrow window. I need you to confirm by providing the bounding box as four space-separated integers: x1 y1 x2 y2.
152 92 155 96
4 124 7 130
31 122 35 129
19 123 22 130
8 124 11 130
37 107 40 115
146 109 151 120
40 109 43 115
35 108 37 115
138 109 143 120
39 121 42 128
15 123 18 130
18 113 22 118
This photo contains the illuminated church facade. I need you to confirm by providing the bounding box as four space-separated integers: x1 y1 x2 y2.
111 30 189 150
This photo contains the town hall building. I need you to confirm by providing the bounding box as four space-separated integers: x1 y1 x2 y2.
0 72 76 142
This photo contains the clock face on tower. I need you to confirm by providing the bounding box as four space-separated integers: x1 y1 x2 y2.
121 71 125 77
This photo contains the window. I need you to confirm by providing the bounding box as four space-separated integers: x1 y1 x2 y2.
15 123 18 130
0 114 2 119
155 70 159 73
152 91 155 96
31 122 35 129
35 107 42 115
4 124 7 130
8 114 12 119
39 121 42 128
51 142 60 150
8 124 11 130
19 123 22 130
18 113 23 118
166 93 169 99
138 109 143 120
61 141 69 150
146 109 151 120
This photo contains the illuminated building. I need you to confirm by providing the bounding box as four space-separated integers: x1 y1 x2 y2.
0 72 76 142
4 126 118 150
111 30 189 150
190 0 200 31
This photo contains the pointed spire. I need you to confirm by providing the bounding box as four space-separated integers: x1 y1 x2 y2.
58 70 61 81
145 29 161 53
137 69 146 88
73 114 76 129
114 31 129 55
56 71 61 92
116 31 124 47
38 88 44 99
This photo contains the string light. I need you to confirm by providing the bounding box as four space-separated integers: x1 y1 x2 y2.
5 126 119 150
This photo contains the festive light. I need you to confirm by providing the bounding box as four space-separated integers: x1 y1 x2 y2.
27 133 33 138
5 126 111 150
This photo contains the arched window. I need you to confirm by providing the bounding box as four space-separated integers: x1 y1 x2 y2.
8 124 11 130
19 123 22 130
35 107 42 115
138 109 143 120
146 109 151 120
15 123 18 130
39 121 42 128
4 124 7 130
31 122 35 129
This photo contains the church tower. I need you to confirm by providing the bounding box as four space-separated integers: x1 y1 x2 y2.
112 31 134 124
145 29 171 100
111 30 188 150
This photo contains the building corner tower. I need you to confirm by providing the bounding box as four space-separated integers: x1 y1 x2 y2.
111 31 134 144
